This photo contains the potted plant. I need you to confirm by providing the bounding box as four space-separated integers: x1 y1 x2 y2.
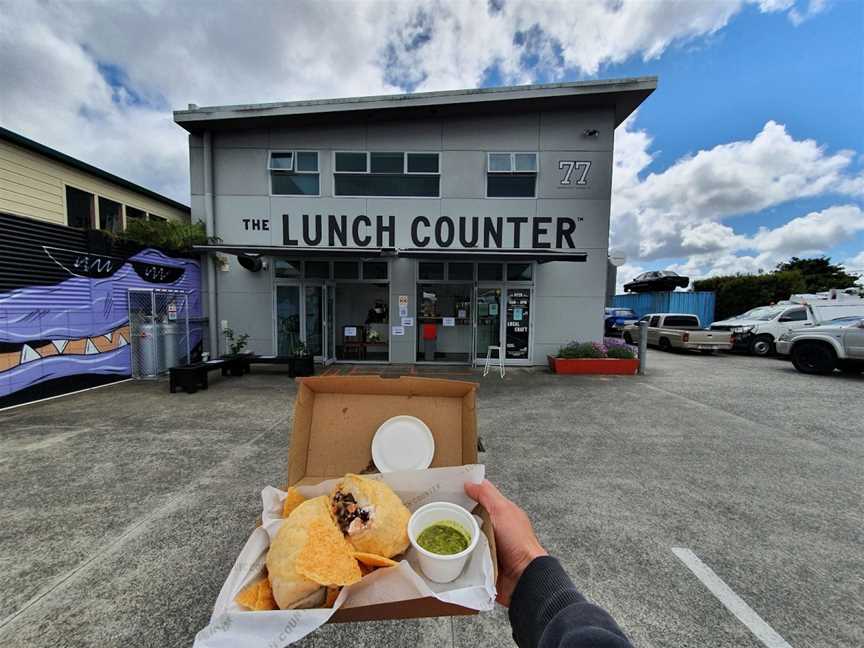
290 340 314 377
222 327 251 375
548 339 639 375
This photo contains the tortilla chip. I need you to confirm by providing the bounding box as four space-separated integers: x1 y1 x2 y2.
324 587 340 608
235 577 278 611
353 552 399 568
296 518 362 587
281 487 306 518
358 563 374 576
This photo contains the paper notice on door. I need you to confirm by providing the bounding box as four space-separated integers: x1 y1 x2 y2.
344 326 357 337
401 317 414 327
489 304 499 316
514 308 523 322
442 317 455 327
399 305 408 317
399 295 409 306
392 326 405 336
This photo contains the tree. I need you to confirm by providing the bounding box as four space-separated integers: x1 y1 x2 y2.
694 270 807 321
775 257 858 293
118 218 211 255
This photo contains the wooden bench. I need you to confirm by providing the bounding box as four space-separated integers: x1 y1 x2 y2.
169 360 229 394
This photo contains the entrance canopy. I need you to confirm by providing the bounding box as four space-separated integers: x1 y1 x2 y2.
192 244 587 263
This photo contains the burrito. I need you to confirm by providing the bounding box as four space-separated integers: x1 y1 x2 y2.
266 495 361 609
330 474 411 558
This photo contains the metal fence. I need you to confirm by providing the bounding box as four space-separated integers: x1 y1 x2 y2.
612 291 717 326
128 289 192 379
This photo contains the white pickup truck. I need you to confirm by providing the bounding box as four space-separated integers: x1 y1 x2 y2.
710 298 864 356
776 316 864 374
622 313 732 353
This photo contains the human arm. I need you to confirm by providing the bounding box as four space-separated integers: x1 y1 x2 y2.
464 480 632 648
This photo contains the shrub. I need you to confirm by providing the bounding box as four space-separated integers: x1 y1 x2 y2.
558 341 606 359
607 345 636 359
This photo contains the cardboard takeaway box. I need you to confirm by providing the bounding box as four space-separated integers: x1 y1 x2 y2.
287 375 497 623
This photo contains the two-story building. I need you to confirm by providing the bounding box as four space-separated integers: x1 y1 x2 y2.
173 77 656 366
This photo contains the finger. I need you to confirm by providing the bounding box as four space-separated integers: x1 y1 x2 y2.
465 479 501 511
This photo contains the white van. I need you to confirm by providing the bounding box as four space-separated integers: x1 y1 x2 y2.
710 298 864 356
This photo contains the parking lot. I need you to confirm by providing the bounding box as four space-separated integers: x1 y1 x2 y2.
0 351 861 648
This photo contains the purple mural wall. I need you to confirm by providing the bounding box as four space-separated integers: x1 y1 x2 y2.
0 212 202 408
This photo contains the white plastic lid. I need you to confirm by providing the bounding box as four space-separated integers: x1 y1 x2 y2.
371 415 435 473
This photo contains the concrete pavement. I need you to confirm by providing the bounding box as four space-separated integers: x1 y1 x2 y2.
0 352 861 647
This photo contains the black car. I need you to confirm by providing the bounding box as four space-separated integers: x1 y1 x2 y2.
623 270 690 293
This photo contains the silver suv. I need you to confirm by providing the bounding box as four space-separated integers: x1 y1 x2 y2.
776 316 864 375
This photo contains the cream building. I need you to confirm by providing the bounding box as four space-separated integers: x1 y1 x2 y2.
0 126 189 229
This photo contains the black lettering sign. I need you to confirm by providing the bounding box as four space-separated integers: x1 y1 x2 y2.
411 216 431 247
353 215 372 246
532 217 552 249
377 215 395 247
302 214 322 245
282 214 298 245
459 216 479 247
435 216 455 247
328 214 347 247
556 218 576 248
483 217 503 248
507 217 528 248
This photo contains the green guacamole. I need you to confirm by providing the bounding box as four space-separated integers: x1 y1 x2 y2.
417 520 471 555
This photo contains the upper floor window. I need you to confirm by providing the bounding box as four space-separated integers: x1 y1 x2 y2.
65 186 95 229
98 197 123 233
126 206 147 223
270 151 319 196
486 152 537 198
334 151 439 197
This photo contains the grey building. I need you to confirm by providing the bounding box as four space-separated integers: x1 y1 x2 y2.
173 77 656 366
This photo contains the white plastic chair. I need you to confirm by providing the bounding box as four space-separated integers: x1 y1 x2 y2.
483 345 505 378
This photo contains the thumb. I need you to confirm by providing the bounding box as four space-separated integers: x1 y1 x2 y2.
464 479 500 512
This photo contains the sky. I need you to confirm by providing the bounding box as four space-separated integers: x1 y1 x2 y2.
1 0 862 289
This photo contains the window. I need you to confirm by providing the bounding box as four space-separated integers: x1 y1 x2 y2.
487 152 538 198
448 262 474 281
663 315 699 328
65 186 94 229
333 261 359 279
126 206 147 223
649 316 661 327
507 263 533 281
149 214 167 223
334 151 440 197
418 262 445 280
275 260 302 278
98 197 122 233
270 151 319 195
304 261 330 279
478 263 503 281
780 308 807 322
362 261 388 280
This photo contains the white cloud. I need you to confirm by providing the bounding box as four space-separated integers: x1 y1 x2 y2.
0 0 823 202
610 117 863 272
750 205 864 254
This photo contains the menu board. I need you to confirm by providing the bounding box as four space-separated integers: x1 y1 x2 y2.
505 289 530 359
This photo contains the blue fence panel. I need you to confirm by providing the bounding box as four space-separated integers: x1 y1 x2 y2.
612 292 716 326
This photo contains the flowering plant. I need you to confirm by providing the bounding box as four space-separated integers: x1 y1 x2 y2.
557 338 637 359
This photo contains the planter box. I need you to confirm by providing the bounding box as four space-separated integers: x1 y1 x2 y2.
291 355 315 377
547 355 639 375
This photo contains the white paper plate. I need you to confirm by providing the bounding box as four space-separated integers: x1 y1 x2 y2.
372 415 435 473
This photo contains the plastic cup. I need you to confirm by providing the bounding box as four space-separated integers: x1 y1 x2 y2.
408 501 480 583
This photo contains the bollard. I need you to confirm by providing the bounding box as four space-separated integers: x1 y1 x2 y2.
637 320 648 375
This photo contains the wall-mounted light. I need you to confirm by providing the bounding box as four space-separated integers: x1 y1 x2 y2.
582 128 600 138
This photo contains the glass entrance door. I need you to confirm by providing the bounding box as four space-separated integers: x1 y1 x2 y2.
505 287 531 362
475 286 502 362
304 284 325 362
276 284 301 356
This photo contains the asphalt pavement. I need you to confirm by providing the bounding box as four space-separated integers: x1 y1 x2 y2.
0 351 861 648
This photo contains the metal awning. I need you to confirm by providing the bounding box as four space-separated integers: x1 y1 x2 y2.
397 248 587 263
192 245 387 258
193 245 587 263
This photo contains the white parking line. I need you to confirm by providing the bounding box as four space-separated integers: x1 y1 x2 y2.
672 547 793 648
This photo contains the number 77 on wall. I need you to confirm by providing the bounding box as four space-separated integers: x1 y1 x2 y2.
558 160 591 185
